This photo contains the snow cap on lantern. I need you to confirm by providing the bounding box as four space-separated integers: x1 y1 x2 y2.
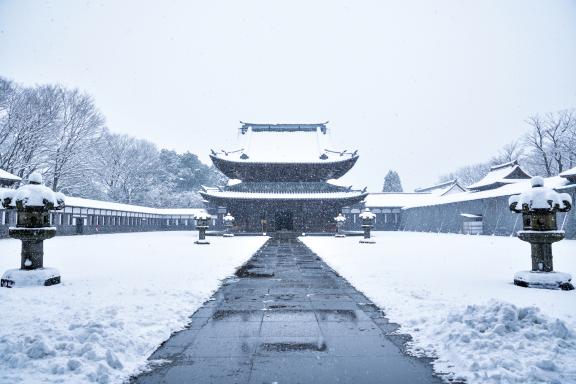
359 208 376 220
194 211 211 221
334 213 346 222
3 172 65 211
509 176 572 213
223 213 235 222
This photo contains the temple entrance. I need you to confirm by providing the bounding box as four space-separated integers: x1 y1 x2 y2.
275 211 294 231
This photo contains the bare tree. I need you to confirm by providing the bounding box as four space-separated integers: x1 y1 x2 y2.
524 115 553 176
45 88 105 192
490 140 525 165
0 83 59 178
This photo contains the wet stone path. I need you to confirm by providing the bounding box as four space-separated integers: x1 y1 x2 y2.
132 238 443 384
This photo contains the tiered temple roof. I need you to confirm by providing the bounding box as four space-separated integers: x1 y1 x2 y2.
201 122 367 232
209 123 358 181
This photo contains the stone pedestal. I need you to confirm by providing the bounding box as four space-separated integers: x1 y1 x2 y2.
515 230 573 290
195 226 210 245
3 225 61 287
1 268 61 288
517 231 564 272
513 271 573 291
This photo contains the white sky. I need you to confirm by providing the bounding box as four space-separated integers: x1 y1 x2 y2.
1 0 575 191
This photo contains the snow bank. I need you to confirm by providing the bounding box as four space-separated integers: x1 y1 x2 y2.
0 232 267 383
302 233 576 384
426 301 576 384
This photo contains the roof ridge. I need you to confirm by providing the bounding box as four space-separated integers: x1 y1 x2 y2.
489 159 518 171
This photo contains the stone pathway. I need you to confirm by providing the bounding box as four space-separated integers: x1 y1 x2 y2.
132 238 443 384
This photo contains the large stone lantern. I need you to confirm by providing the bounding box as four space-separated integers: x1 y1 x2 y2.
334 213 346 238
509 176 573 290
223 212 235 237
359 208 376 244
194 211 211 245
1 173 65 288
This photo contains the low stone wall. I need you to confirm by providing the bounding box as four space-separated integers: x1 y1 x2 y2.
0 208 206 239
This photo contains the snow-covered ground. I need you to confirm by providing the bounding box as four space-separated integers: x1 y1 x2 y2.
0 232 267 384
302 232 576 384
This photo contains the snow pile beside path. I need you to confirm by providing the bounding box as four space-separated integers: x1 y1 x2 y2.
302 233 576 384
424 301 576 383
0 232 267 384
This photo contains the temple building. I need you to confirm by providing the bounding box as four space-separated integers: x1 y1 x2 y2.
200 122 367 233
0 168 21 188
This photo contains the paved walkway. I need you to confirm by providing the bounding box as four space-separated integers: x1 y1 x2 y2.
132 238 443 384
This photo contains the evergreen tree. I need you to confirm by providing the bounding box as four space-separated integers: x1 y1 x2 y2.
382 170 403 192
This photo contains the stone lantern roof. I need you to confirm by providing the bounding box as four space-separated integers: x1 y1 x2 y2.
359 208 376 220
2 173 65 210
509 176 572 213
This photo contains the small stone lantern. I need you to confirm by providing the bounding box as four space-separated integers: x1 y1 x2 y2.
1 173 65 288
334 213 346 238
359 208 376 244
509 176 573 290
223 212 235 237
194 211 211 245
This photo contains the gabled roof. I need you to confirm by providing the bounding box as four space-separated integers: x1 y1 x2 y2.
0 169 21 185
414 179 466 196
467 160 531 192
560 166 576 183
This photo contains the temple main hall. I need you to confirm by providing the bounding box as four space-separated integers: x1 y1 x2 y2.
200 122 367 233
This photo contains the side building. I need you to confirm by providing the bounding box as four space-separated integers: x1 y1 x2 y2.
401 162 576 239
200 122 367 233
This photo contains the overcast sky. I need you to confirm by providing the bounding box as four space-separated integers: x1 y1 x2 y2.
1 0 575 191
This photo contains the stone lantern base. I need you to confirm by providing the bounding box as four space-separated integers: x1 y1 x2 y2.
513 271 574 291
1 268 61 288
359 239 376 244
195 239 211 245
223 233 235 238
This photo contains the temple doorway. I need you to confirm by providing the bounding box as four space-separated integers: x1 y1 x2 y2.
275 211 294 231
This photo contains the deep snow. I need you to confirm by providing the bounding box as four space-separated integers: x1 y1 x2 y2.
0 232 267 384
302 232 576 384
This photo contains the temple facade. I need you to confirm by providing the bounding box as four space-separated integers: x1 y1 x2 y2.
201 122 367 233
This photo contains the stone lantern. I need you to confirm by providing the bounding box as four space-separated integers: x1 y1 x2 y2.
194 211 211 245
509 176 573 290
223 212 235 237
334 213 346 238
359 208 376 244
1 173 65 288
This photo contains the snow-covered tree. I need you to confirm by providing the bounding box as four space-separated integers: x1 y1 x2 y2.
382 170 403 192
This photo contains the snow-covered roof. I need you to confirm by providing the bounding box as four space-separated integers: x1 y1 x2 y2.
364 193 432 208
0 187 208 216
201 190 366 200
404 176 571 209
414 179 466 196
211 124 357 164
560 166 576 182
0 168 21 182
55 195 207 216
467 160 531 191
